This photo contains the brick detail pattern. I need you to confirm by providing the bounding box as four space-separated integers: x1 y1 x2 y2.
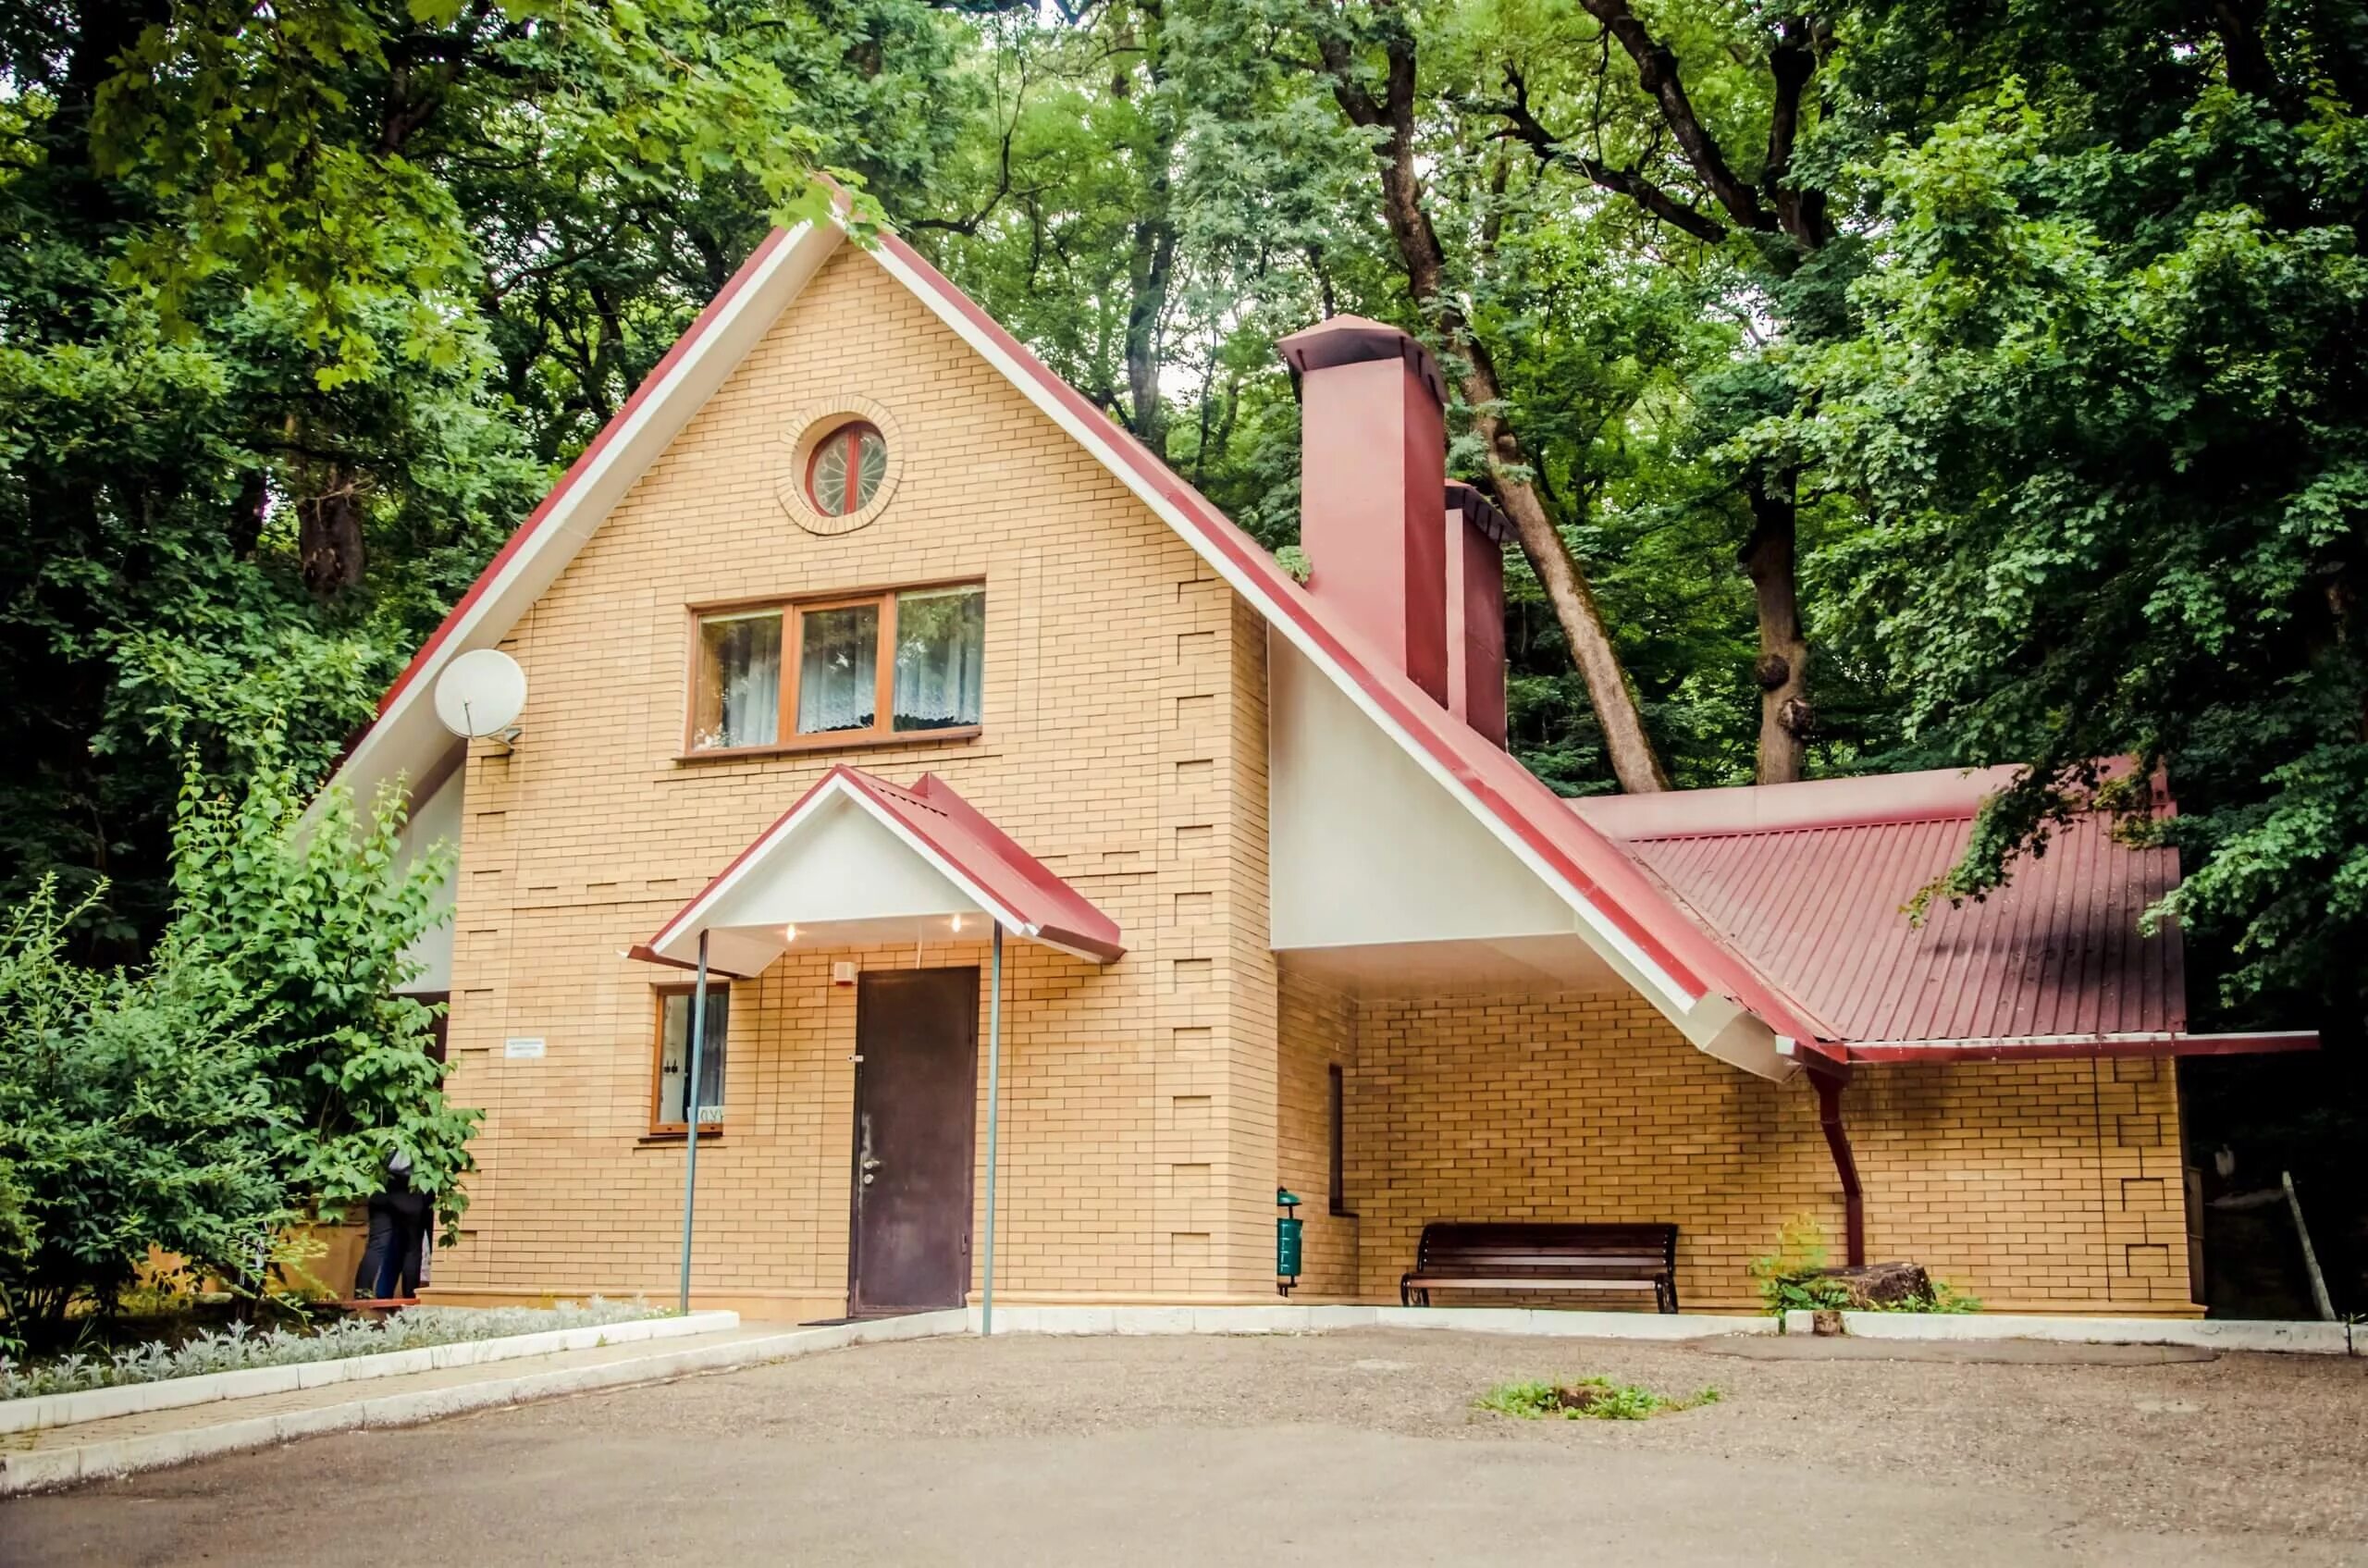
1326 986 2193 1314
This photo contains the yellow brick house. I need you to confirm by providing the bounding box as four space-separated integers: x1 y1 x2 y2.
324 217 2313 1322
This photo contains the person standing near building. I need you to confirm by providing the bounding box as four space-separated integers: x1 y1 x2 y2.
353 1151 430 1302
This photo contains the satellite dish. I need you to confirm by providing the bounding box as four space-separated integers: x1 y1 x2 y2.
434 648 528 739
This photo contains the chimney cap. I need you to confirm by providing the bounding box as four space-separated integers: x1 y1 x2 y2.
1276 315 1446 409
1446 480 1516 545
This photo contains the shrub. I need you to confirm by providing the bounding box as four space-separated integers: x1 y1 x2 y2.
167 765 478 1242
0 881 293 1349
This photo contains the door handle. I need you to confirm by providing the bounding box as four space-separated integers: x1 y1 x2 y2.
861 1157 882 1173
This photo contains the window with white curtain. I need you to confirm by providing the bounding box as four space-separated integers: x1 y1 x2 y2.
893 585 984 732
686 584 983 753
691 611 782 750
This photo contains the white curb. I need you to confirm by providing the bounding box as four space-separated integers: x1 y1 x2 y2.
1 1311 968 1496
968 1303 1777 1340
0 1310 741 1437
1777 1310 2360 1355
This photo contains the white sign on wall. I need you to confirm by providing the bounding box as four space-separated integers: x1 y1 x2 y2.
503 1036 547 1060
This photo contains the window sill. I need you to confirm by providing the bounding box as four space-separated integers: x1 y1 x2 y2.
674 727 981 765
638 1130 726 1146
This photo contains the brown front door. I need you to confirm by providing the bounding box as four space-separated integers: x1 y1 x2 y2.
848 968 980 1316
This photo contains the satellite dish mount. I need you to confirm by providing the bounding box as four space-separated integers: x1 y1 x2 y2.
434 648 529 749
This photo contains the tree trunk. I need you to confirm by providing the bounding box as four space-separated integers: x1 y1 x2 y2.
1327 31 1670 793
1744 465 1811 784
1123 207 1176 450
299 469 365 598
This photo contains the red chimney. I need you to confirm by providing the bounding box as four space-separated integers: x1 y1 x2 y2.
1276 315 1449 705
1446 481 1512 747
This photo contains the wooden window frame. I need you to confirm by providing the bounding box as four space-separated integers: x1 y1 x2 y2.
649 982 730 1137
680 579 984 760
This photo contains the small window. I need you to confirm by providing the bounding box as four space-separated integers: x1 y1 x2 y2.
652 985 730 1134
1328 1063 1352 1217
806 421 887 517
687 584 983 754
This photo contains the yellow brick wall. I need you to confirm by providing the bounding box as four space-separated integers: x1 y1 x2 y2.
1341 989 2194 1315
434 242 1280 1314
1276 971 1359 1297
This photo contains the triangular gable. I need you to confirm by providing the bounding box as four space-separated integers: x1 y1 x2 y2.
633 766 1122 973
328 216 1842 1068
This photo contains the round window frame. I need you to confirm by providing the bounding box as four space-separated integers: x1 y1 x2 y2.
778 401 904 537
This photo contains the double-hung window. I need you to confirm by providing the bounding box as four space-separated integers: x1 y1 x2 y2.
688 583 983 754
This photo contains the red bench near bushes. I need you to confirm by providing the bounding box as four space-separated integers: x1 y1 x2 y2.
1400 1223 1682 1314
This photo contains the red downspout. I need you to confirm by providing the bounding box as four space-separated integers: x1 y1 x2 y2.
1811 1068 1866 1266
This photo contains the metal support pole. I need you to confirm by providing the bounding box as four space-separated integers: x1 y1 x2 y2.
980 921 1004 1336
677 930 710 1316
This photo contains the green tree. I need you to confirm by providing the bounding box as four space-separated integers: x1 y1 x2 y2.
1784 10 2368 1019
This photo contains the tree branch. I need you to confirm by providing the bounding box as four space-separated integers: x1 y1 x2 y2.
1573 0 1774 234
1763 14 1829 249
1487 67 1729 243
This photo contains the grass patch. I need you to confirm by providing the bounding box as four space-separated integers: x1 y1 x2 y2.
1477 1377 1722 1422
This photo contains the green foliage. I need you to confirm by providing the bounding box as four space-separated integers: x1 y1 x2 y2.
0 0 957 950
1746 1213 1849 1315
0 881 292 1345
1747 1215 1981 1315
1782 14 2368 1020
169 768 476 1241
1478 1376 1721 1421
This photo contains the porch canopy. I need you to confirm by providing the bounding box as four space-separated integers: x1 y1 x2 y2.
634 764 1124 976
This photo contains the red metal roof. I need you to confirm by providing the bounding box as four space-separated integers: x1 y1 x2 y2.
641 765 1124 967
1572 767 2194 1048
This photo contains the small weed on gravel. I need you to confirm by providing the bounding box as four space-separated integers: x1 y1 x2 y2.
1477 1376 1721 1422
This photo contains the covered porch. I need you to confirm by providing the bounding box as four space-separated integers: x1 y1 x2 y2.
631 765 1125 1326
1265 646 2317 1314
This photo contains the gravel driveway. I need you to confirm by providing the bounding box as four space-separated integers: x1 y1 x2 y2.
6 1327 2363 1565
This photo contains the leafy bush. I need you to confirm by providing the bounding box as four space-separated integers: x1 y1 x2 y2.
168 765 477 1241
1478 1377 1721 1422
1747 1214 1981 1315
0 1298 662 1401
0 881 293 1348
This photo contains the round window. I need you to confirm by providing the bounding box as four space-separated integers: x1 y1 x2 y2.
806 421 887 518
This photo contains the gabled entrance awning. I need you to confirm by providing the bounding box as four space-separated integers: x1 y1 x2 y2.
633 766 1124 976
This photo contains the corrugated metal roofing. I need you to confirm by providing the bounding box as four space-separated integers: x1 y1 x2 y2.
1573 768 2186 1046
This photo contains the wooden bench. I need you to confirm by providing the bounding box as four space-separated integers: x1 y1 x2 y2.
1400 1223 1681 1313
